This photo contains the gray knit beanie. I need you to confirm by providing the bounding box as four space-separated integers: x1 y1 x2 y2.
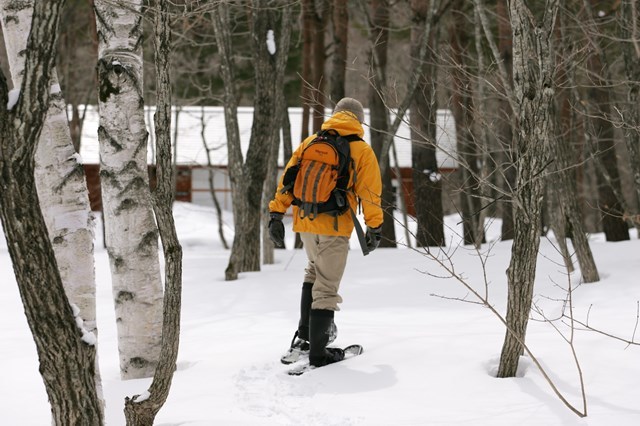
333 97 365 123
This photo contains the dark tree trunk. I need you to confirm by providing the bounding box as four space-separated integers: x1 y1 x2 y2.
301 0 313 142
410 0 443 247
451 0 484 246
497 0 559 378
311 0 330 131
547 16 600 283
262 4 293 263
496 0 516 241
69 103 82 152
282 97 293 162
212 4 259 280
200 107 229 250
368 0 397 247
124 1 183 423
330 0 348 103
0 0 103 423
620 0 640 232
586 53 630 242
219 1 291 279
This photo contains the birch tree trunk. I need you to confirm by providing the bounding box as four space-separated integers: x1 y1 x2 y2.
94 0 164 380
124 1 182 422
0 0 103 423
497 0 560 378
1 0 103 405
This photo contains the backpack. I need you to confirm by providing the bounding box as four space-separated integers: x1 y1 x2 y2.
281 129 362 221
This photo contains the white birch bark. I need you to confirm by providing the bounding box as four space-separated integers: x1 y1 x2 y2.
0 0 103 401
94 0 163 379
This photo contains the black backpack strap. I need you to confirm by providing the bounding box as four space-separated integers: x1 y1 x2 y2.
319 130 361 142
342 134 363 142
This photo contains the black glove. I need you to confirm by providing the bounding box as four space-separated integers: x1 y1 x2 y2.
268 212 285 248
365 226 382 253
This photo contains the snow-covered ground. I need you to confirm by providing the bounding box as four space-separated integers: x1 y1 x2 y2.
1 203 639 425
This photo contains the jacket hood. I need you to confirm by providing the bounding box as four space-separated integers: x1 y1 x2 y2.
321 111 365 139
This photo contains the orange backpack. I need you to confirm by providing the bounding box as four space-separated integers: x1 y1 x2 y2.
281 130 362 220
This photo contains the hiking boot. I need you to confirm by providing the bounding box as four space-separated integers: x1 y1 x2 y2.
280 331 310 365
298 282 338 344
323 347 345 364
309 309 344 367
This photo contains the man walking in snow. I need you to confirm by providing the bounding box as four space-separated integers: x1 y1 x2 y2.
268 97 383 367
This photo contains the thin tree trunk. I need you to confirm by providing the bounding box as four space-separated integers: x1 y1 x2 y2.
450 0 484 247
391 140 412 247
70 103 82 152
172 105 181 201
215 1 289 279
282 101 293 161
124 2 182 422
200 107 229 249
94 0 164 379
368 0 397 248
582 0 630 241
311 0 329 131
0 0 103 423
496 0 516 241
373 0 441 178
212 3 247 279
262 4 292 264
473 5 491 248
585 58 630 241
280 101 296 247
301 0 313 142
410 0 444 247
263 133 280 264
330 0 348 103
550 17 600 283
497 0 560 378
620 0 640 232
546 179 575 273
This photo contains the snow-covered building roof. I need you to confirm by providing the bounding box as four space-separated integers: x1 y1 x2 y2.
79 106 457 169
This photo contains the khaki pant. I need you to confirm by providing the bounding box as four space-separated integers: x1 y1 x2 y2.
300 232 350 311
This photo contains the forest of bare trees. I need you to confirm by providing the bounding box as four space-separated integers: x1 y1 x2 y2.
1 0 639 424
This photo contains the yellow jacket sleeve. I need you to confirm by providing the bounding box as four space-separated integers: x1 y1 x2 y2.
353 144 384 229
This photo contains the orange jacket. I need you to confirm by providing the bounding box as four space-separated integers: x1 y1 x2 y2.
269 111 383 237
